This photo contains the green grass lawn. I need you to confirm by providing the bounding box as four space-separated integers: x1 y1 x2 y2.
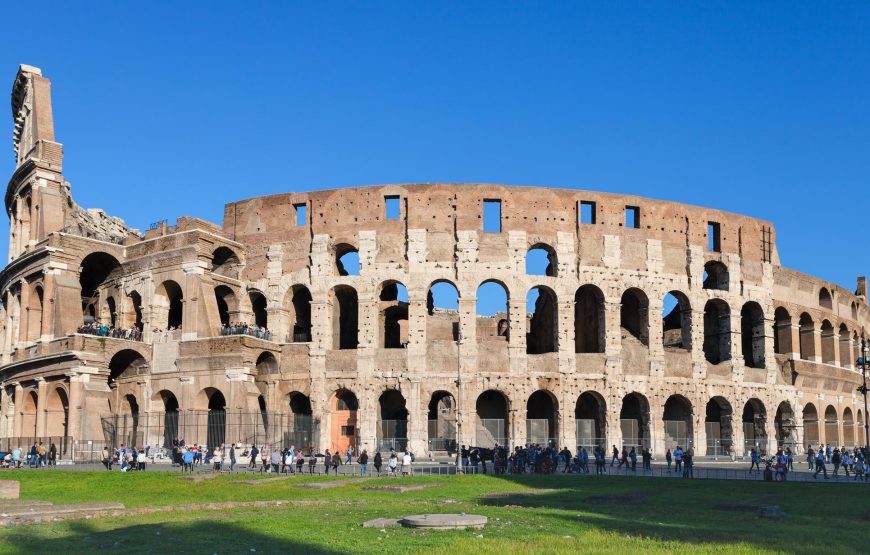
0 470 866 554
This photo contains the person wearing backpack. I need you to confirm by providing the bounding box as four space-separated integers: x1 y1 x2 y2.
358 449 369 476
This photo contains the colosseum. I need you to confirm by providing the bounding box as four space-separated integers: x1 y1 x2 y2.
1 65 867 462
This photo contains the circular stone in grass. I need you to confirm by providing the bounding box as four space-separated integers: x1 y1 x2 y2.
400 514 487 530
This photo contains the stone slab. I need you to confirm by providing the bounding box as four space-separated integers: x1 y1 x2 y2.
362 483 438 493
176 474 218 482
362 517 402 528
233 477 291 485
479 489 555 499
296 478 369 489
0 481 19 500
0 500 52 509
0 502 124 517
400 513 487 529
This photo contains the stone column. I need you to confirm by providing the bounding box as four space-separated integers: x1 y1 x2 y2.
11 383 23 438
266 307 289 343
604 300 622 379
407 379 427 456
811 329 822 363
650 396 665 457
34 378 48 438
406 294 427 372
67 373 84 442
508 299 526 374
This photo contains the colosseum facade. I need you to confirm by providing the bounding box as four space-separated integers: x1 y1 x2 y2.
1 65 867 461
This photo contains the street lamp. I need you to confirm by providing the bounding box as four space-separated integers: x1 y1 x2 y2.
857 331 870 450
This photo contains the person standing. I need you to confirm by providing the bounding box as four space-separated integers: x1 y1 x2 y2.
308 453 317 474
832 448 841 477
388 451 398 476
628 447 637 471
102 446 111 470
665 449 672 472
358 449 369 476
332 451 341 474
674 446 684 473
48 443 57 467
229 444 236 472
249 444 259 469
749 448 761 472
324 450 332 475
374 451 383 475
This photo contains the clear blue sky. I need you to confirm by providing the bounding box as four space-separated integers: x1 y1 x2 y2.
2 2 869 304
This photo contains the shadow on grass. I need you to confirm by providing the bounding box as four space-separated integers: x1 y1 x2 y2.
2 519 344 555
475 474 867 552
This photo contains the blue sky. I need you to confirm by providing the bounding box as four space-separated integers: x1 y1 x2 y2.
2 2 869 314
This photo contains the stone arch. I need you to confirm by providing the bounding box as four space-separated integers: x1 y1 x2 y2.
662 394 693 450
705 396 733 455
426 280 460 342
742 398 768 455
330 389 358 454
378 389 409 451
255 351 278 374
475 389 510 446
773 307 792 354
79 252 122 316
26 284 44 341
818 287 833 309
575 391 607 450
249 290 268 329
851 301 858 321
211 246 241 279
802 402 819 447
214 285 237 327
287 391 313 449
619 392 650 450
477 280 510 341
843 407 854 446
45 386 69 438
620 287 649 346
774 401 798 451
662 290 691 350
526 286 558 354
824 404 839 446
154 389 179 448
108 348 147 385
798 313 815 360
286 285 312 342
703 261 729 290
197 387 227 449
335 243 360 276
21 389 38 437
525 243 557 277
820 319 835 364
740 301 765 368
329 285 358 349
838 324 851 368
427 391 456 452
379 281 409 349
575 284 605 353
526 390 558 445
703 299 731 364
154 280 183 329
105 295 117 328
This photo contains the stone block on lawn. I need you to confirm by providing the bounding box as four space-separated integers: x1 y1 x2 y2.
0 481 19 500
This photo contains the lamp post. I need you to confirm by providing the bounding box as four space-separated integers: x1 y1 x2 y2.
859 332 870 450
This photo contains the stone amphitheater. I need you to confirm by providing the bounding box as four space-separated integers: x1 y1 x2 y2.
1 65 867 462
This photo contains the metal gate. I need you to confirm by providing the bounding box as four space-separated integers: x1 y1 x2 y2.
575 419 605 452
476 418 506 447
377 419 408 452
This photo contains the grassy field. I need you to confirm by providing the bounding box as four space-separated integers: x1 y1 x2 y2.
0 470 866 554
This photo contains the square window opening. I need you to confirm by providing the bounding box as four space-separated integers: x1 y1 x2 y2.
294 203 307 227
483 199 502 233
708 222 721 252
385 196 401 220
625 206 640 229
580 201 596 225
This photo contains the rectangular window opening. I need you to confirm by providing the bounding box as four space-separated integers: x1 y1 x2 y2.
625 206 640 229
483 199 502 233
580 201 596 225
294 203 307 227
708 221 721 252
385 196 401 220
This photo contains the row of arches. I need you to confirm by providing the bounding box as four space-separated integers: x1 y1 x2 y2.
773 307 861 368
14 386 69 440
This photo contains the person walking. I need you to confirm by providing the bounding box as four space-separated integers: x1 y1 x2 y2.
332 451 341 474
611 445 619 467
665 449 672 472
629 447 637 471
358 449 369 476
832 448 841 477
374 451 383 475
683 449 694 478
813 448 828 479
324 450 332 475
308 453 317 474
749 448 761 472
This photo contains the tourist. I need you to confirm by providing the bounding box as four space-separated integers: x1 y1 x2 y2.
332 451 341 474
629 447 637 471
229 444 236 471
402 450 412 476
785 447 794 472
249 444 259 469
813 448 828 479
842 451 852 477
270 448 281 474
611 445 619 467
260 447 269 473
359 449 369 476
665 448 672 472
12 447 21 468
345 446 353 464
674 445 683 473
48 443 57 467
749 448 761 472
388 451 398 476
682 449 694 478
374 451 383 475
324 450 332 475
101 447 111 470
461 445 470 469
37 442 46 468
308 452 316 474
213 448 223 472
137 448 146 471
806 446 815 470
296 453 305 474
831 448 841 477
182 449 194 472
642 448 651 471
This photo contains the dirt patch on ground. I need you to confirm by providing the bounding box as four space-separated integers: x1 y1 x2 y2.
232 477 291 485
363 484 439 493
479 489 556 499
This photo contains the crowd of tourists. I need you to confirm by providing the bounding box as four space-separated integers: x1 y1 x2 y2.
100 444 148 471
77 321 142 341
805 444 869 481
1 441 60 468
220 323 271 341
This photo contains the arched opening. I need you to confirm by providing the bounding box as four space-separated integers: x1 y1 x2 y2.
331 389 358 454
288 392 313 449
575 285 605 353
249 291 268 329
255 351 278 374
620 288 649 346
619 393 650 450
124 394 140 448
662 291 691 350
526 390 558 446
525 244 557 277
106 296 117 328
475 390 509 446
702 261 729 290
774 401 798 451
45 387 69 439
258 394 269 442
214 285 236 327
818 287 832 309
705 397 733 456
427 391 456 453
824 405 839 446
851 302 858 320
857 409 864 447
773 307 792 354
158 390 179 449
26 285 44 341
124 291 143 331
798 313 815 360
426 281 460 342
379 281 409 348
204 388 227 449
575 391 607 451
742 399 768 455
703 299 731 364
108 349 146 386
211 247 240 279
526 286 558 354
802 403 819 447
820 320 836 365
330 285 358 349
740 302 765 368
79 252 122 320
663 395 694 451
839 325 851 368
154 280 183 329
21 390 38 438
335 244 360 276
843 408 854 447
288 286 312 342
476 281 509 341
378 390 409 451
